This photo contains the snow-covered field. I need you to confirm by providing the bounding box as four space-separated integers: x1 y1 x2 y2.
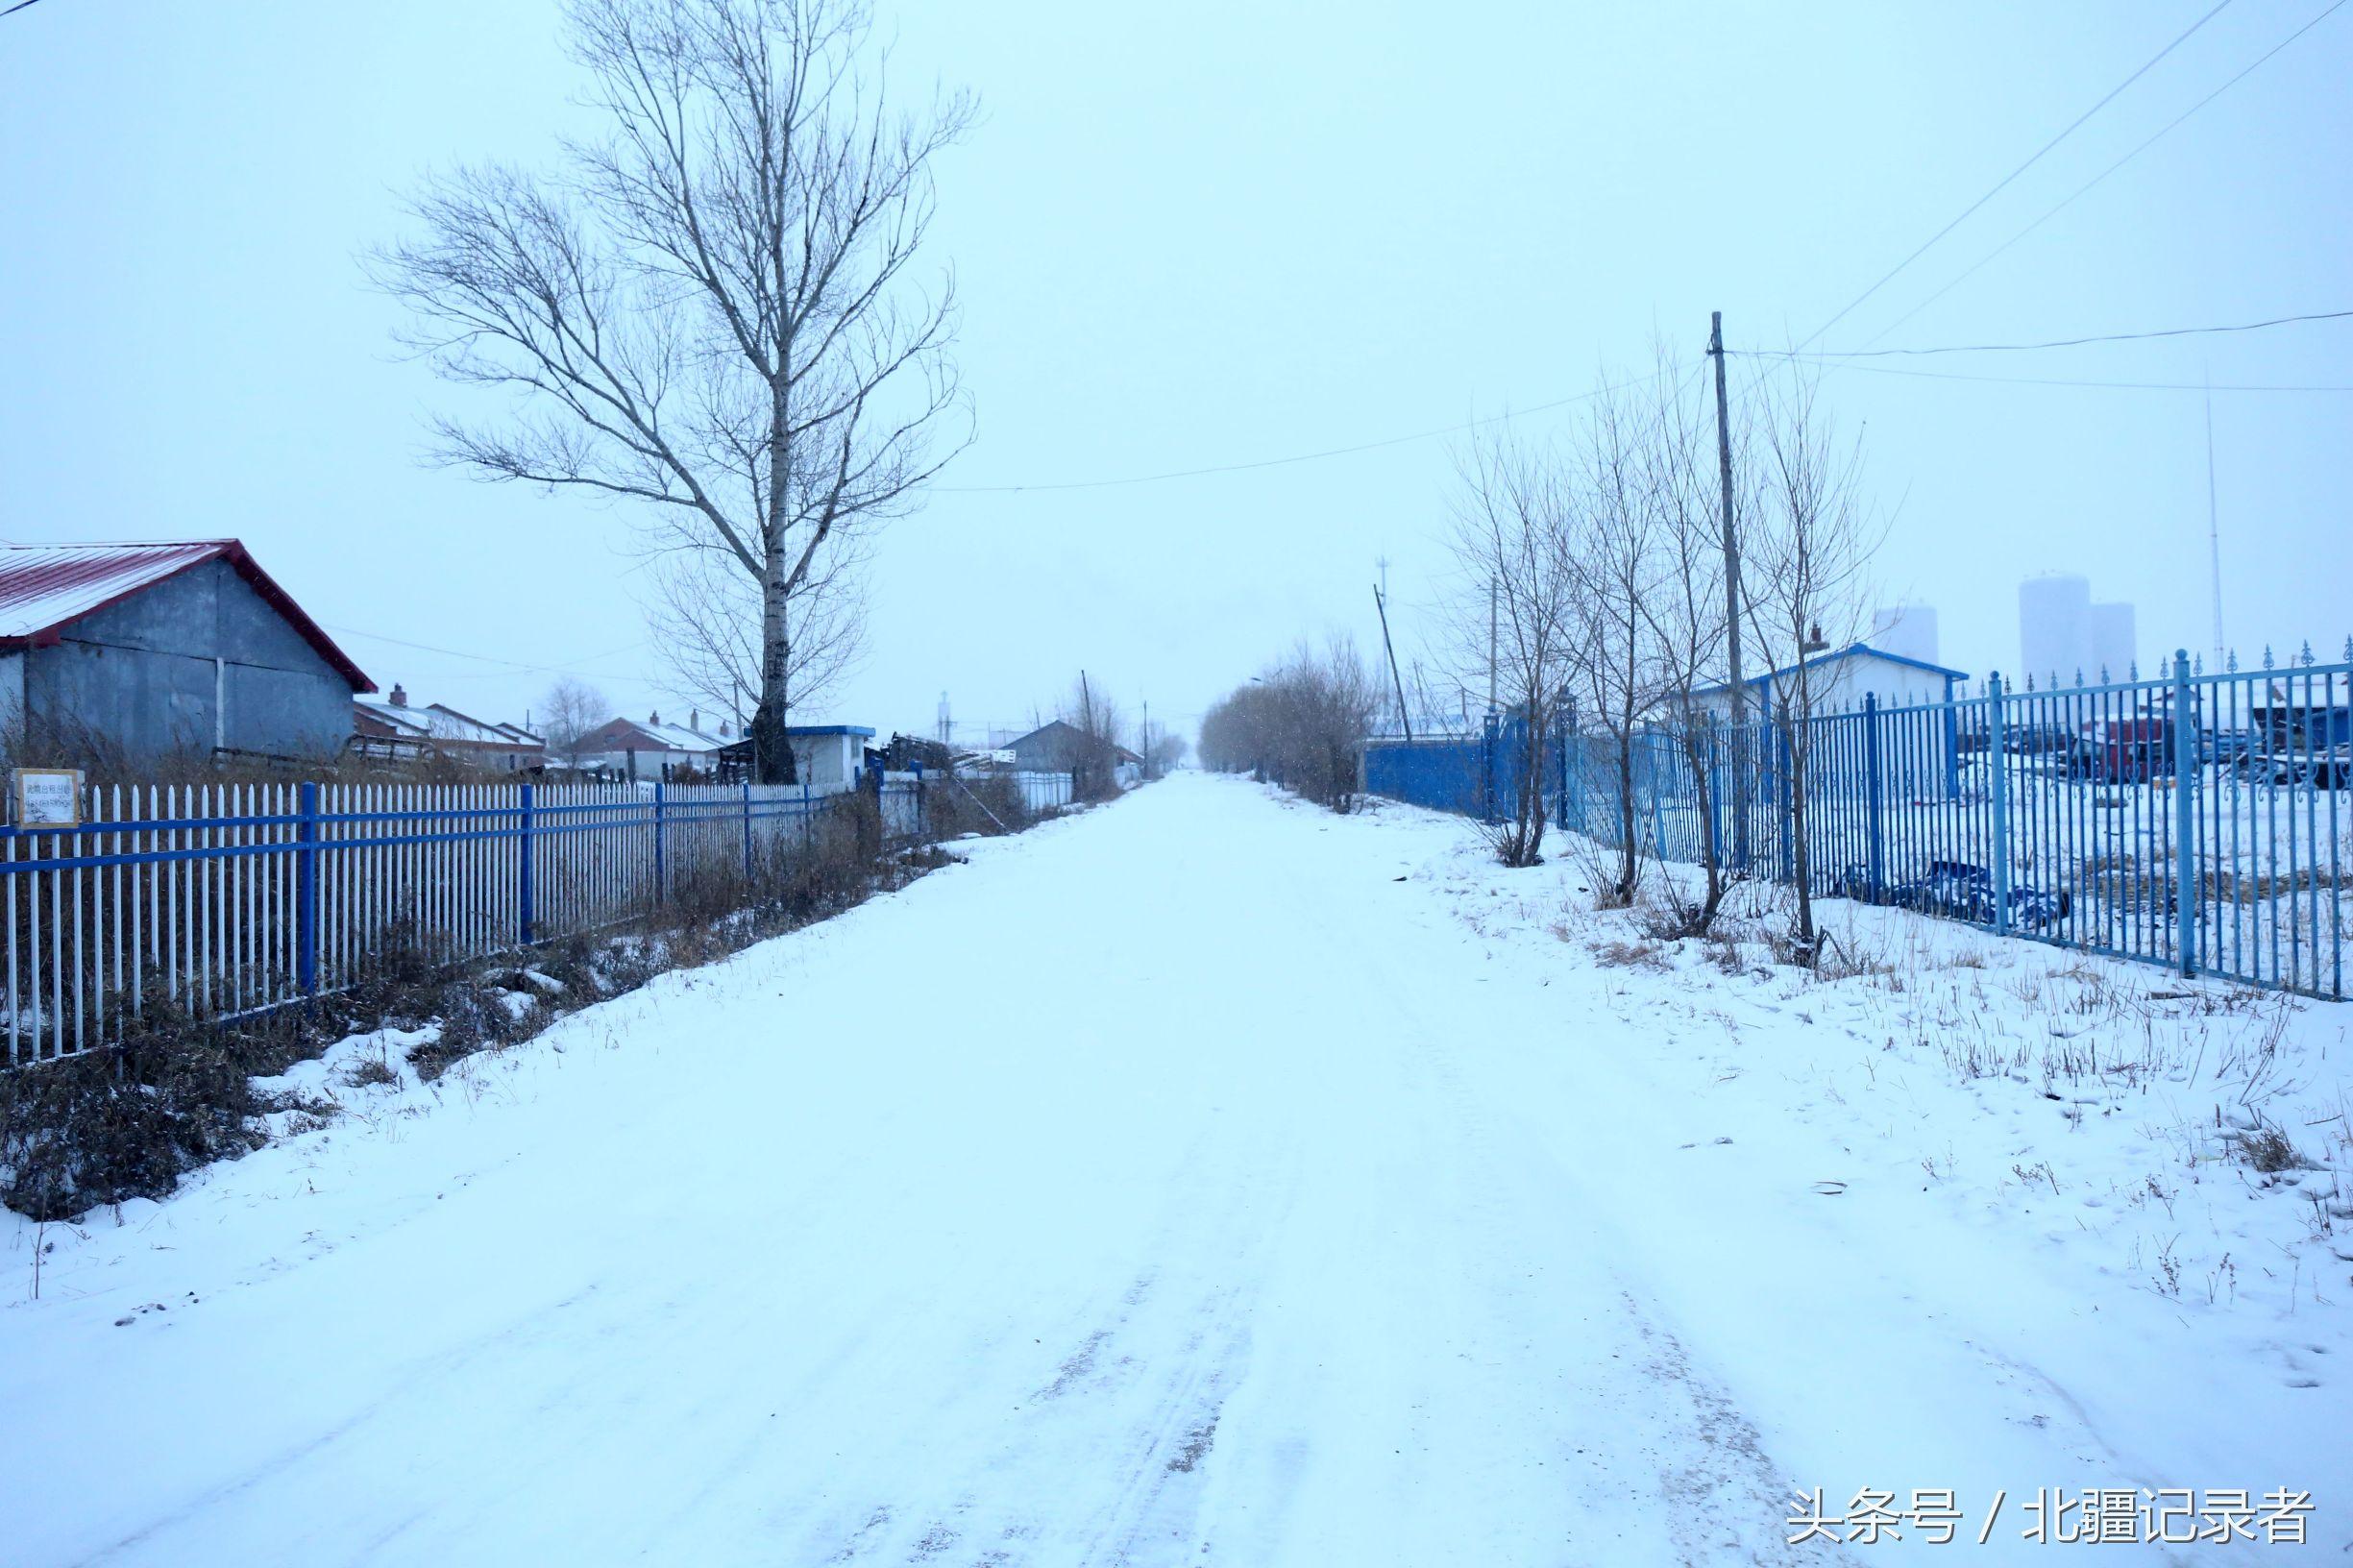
1 772 2345 1564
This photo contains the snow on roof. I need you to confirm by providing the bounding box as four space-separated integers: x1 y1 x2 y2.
0 539 374 691
1693 641 1970 696
355 699 542 747
354 699 434 738
636 720 725 751
591 716 727 752
423 704 542 747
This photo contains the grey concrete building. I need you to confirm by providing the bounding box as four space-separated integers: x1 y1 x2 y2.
0 540 373 761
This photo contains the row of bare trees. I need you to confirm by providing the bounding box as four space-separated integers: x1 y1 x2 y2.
1200 641 1383 813
1440 354 1878 951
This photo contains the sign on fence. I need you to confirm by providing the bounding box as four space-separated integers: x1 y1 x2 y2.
12 768 82 830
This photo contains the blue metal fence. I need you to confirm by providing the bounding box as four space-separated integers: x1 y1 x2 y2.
1367 648 2350 1000
2 767 1072 1065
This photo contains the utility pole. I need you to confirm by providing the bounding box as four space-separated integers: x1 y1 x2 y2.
1487 576 1498 714
1374 583 1413 744
2204 367 2224 667
1079 671 1093 795
1708 311 1746 729
1142 697 1150 778
1710 310 1751 872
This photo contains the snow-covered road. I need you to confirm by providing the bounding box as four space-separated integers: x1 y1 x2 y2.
4 773 2341 1563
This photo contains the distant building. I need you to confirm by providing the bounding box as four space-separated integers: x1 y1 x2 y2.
352 686 544 772
1696 643 1970 720
0 539 371 761
784 724 874 787
576 710 731 781
1003 720 1140 773
1697 642 1973 801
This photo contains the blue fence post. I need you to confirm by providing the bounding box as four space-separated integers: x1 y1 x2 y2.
1942 683 1962 799
1774 712 1793 880
741 778 754 881
1864 693 1884 903
518 782 536 945
296 781 319 1000
1643 732 1668 859
1731 711 1752 873
1988 672 2011 938
1477 713 1490 823
651 780 667 904
2171 649 2198 977
1554 709 1569 827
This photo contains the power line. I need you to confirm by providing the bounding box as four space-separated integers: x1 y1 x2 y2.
1728 352 2353 393
1859 0 2351 345
324 623 652 680
932 367 1676 494
1797 0 2237 351
1802 307 2353 358
1 0 49 17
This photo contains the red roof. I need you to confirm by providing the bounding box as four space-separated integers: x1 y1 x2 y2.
0 540 374 693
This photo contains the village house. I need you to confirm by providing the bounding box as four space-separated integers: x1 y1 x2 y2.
0 539 371 762
1694 641 1970 721
708 723 875 786
575 710 732 781
352 686 545 772
1004 719 1143 787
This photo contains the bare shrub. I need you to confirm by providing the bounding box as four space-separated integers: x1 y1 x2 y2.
2236 1120 2308 1175
0 992 283 1221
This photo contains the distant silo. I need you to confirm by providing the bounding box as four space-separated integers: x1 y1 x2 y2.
2020 574 2092 687
2089 601 2137 680
1872 603 1940 666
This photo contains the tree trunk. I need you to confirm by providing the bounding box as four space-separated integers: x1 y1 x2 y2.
1613 733 1637 902
750 540 799 785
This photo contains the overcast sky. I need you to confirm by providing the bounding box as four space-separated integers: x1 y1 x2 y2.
4 1 2346 746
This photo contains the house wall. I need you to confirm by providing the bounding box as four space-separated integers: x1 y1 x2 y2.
1700 653 1955 722
22 558 354 758
0 652 23 739
1788 655 1953 715
577 746 695 780
1009 727 1082 772
787 733 860 786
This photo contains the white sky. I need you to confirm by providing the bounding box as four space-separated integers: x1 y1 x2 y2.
4 0 2347 745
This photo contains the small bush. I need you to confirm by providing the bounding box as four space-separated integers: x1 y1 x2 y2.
2237 1121 2307 1174
344 1054 402 1090
0 994 285 1221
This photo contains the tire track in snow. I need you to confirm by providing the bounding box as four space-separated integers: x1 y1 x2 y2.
1295 835 1829 1564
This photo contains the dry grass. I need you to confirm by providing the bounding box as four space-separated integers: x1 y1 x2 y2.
1589 937 1671 972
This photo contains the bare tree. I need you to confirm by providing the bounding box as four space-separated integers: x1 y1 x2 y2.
372 0 974 782
1628 348 1735 934
1741 363 1883 958
1562 384 1665 903
539 676 615 765
1061 674 1128 802
1447 427 1580 867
